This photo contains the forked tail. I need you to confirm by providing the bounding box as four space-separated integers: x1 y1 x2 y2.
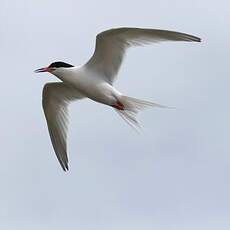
114 95 168 131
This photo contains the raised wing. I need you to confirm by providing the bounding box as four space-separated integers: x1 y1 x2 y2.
42 82 84 171
86 27 201 84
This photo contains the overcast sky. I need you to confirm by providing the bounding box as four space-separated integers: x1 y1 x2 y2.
0 0 230 229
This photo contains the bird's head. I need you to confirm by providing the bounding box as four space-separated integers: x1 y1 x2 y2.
35 61 74 74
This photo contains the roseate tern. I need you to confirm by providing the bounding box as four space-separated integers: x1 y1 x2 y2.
35 27 201 171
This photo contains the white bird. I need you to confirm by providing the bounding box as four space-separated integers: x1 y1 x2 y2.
35 27 201 171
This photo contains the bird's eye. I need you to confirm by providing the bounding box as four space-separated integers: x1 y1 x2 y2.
49 67 56 71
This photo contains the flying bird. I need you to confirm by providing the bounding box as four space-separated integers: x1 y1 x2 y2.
35 27 201 171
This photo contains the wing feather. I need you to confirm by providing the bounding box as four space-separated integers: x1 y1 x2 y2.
86 27 201 84
42 82 84 171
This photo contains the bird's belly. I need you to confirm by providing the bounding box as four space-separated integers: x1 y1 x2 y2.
72 78 118 106
56 69 120 106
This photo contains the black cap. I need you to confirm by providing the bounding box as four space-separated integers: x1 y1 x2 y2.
49 61 74 68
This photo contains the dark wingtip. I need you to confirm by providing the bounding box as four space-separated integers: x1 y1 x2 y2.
189 36 201 43
197 37 202 42
62 165 69 172
181 32 201 43
192 35 201 42
59 162 69 172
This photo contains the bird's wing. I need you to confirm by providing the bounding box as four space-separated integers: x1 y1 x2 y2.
42 82 84 171
86 27 201 84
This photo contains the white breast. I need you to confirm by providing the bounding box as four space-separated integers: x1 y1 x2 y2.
53 66 120 106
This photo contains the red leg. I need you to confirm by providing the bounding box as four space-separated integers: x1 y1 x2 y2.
112 101 124 110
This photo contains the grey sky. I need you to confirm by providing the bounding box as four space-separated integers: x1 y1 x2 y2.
0 0 230 229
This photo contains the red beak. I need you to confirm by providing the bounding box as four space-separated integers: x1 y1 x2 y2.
34 67 50 73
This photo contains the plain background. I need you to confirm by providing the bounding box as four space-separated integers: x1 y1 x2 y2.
0 1 230 229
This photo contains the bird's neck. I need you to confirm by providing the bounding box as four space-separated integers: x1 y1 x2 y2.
52 66 79 83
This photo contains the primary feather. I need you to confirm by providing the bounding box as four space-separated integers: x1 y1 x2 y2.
87 27 201 84
42 83 84 171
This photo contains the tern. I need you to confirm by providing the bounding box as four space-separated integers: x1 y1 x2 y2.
35 27 201 171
